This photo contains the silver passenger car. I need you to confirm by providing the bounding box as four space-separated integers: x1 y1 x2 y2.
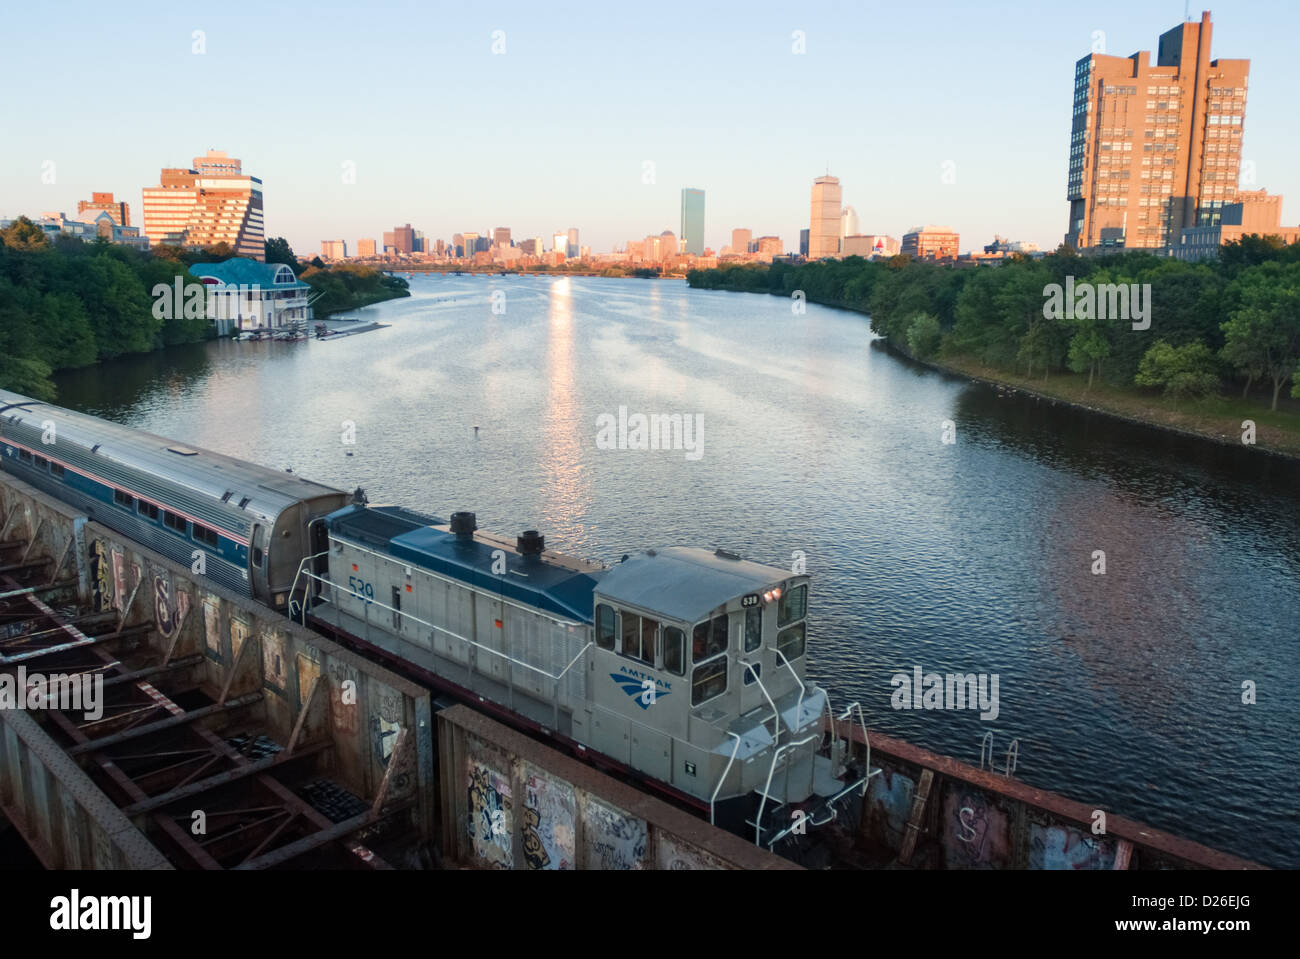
0 389 349 608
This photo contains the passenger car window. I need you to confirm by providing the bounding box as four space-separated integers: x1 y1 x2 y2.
114 489 135 510
50 462 65 478
138 501 159 520
595 603 617 650
778 585 807 627
193 524 219 548
163 511 187 534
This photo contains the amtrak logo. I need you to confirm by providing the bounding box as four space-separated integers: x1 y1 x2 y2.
610 669 671 709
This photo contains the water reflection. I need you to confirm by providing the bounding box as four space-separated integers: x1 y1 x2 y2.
540 278 588 544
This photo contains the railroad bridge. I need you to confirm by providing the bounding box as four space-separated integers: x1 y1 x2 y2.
0 471 1263 870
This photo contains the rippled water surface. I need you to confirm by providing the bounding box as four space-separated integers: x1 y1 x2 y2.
53 274 1300 867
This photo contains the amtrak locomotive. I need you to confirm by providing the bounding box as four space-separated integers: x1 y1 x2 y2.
0 388 868 849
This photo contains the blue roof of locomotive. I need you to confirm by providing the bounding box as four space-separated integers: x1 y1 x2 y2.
326 504 601 622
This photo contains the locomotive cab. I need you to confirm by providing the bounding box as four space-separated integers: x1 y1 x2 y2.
585 547 861 845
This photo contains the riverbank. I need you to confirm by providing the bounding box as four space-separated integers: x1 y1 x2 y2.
889 342 1300 460
686 248 1300 462
316 286 409 316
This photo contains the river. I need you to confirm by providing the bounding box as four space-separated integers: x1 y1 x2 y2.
52 274 1300 867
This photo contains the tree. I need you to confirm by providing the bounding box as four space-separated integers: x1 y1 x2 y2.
906 313 942 359
1221 263 1300 411
1067 325 1110 389
264 236 300 270
1135 340 1220 399
0 216 50 251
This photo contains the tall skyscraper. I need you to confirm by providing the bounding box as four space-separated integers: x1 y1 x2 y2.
1065 11 1249 251
680 188 705 255
382 224 415 254
809 176 842 260
659 230 678 258
141 150 264 259
494 227 512 247
731 228 752 254
799 229 809 257
566 227 579 258
553 231 568 254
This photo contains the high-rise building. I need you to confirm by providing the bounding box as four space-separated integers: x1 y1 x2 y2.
1065 11 1249 251
77 192 130 227
902 226 959 260
659 230 678 258
494 227 512 247
384 224 414 254
755 235 781 257
141 150 264 259
731 228 752 255
357 238 376 257
809 176 842 260
566 227 579 259
799 229 810 257
643 235 661 261
553 231 567 253
841 206 860 240
321 239 347 259
462 232 479 257
680 189 705 255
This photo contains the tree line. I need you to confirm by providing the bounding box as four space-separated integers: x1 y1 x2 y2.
687 236 1300 411
0 223 407 400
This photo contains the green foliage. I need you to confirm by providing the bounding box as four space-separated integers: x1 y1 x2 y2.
905 313 942 359
687 240 1300 407
1135 340 1221 399
0 217 220 398
1221 261 1300 410
264 237 300 272
300 263 409 315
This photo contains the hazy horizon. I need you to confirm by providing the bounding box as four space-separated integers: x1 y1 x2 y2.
3 0 1297 256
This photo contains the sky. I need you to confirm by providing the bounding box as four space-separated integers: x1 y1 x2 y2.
2 0 1297 257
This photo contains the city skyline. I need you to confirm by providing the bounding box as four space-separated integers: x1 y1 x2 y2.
2 1 1298 257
